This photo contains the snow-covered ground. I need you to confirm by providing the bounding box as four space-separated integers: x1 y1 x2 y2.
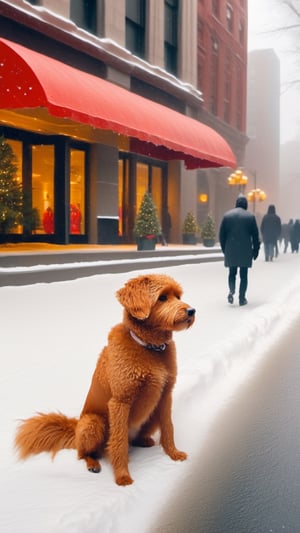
1 250 300 533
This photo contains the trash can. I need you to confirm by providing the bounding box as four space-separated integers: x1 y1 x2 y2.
97 216 119 244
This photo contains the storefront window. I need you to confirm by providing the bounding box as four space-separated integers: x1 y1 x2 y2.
32 145 55 235
70 149 85 234
151 166 162 222
7 139 23 234
136 162 148 213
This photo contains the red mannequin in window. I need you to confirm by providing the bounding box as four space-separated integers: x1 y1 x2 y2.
70 203 81 234
42 207 54 234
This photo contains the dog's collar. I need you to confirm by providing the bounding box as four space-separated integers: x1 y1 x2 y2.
129 330 167 352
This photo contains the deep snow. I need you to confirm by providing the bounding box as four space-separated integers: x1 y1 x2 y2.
1 250 300 533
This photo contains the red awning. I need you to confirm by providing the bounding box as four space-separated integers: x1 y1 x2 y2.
0 38 236 169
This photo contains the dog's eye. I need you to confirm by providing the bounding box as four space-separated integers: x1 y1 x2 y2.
158 294 167 301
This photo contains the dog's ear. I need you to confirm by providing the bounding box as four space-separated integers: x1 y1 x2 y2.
116 276 154 319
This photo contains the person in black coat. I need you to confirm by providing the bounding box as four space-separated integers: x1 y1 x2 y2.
260 205 282 261
281 219 293 253
219 194 260 306
290 219 300 253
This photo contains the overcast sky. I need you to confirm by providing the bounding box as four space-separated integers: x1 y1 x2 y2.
248 0 300 143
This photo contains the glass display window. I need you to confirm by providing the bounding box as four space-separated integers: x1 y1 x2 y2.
6 139 23 234
151 166 162 223
136 162 149 213
70 149 85 235
31 145 55 235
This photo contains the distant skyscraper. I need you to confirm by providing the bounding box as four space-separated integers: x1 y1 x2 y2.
245 49 280 211
280 141 300 221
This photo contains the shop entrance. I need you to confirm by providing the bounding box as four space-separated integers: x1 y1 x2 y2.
118 153 168 243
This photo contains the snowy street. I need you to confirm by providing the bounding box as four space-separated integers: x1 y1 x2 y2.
1 250 300 533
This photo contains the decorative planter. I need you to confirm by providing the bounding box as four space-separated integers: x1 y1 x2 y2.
203 238 215 247
182 233 197 245
137 235 156 250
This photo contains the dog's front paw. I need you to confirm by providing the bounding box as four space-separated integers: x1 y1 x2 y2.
169 449 187 461
85 457 101 473
115 473 134 486
88 465 101 473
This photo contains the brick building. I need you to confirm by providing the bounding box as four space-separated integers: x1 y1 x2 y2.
196 0 248 228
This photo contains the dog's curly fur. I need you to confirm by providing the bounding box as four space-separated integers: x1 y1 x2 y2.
15 274 195 485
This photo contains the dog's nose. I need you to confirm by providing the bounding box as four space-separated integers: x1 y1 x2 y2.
186 308 196 317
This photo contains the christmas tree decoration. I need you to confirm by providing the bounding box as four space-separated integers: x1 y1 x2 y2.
134 191 162 250
0 136 23 236
134 191 162 238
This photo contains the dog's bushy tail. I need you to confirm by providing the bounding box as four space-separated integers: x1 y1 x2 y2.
15 412 78 460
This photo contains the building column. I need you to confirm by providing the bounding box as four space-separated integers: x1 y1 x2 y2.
180 163 198 238
179 0 197 87
102 0 126 46
54 138 70 244
147 0 164 68
89 144 119 243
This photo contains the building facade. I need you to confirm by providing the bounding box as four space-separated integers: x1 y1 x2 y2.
280 141 300 222
0 0 236 244
197 0 248 229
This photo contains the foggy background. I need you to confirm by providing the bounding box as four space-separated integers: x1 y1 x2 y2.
248 0 300 222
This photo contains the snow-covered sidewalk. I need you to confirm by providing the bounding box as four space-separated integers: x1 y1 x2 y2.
1 251 300 533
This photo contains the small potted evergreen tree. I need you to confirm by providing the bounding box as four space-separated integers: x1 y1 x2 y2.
201 213 216 247
182 211 198 244
134 191 162 250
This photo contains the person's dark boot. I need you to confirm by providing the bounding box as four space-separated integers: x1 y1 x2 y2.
239 297 248 306
227 292 234 304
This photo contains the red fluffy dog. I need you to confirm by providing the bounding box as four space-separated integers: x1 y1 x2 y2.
15 274 195 485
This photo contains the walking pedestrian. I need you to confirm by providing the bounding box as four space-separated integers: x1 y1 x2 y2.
260 205 282 261
290 219 300 253
281 219 293 253
219 194 260 306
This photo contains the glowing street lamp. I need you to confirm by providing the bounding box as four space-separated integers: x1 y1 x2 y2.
227 169 248 192
247 188 267 213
